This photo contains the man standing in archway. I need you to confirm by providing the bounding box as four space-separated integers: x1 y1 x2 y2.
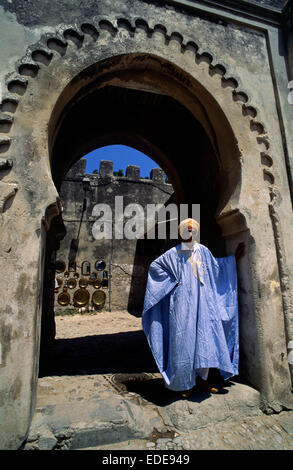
142 218 245 398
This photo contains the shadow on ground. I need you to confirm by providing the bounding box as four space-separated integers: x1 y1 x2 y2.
119 372 238 407
39 329 242 408
39 330 158 377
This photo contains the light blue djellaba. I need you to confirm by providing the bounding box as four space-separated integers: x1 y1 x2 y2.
142 242 239 392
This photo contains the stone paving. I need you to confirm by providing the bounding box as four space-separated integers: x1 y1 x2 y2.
82 411 293 451
148 411 293 451
23 372 293 450
23 312 293 451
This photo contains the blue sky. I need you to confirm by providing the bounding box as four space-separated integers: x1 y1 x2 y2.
84 144 160 178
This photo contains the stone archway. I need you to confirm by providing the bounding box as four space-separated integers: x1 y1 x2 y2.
0 16 292 449
41 81 228 359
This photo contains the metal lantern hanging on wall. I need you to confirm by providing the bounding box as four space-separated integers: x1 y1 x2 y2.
81 261 91 276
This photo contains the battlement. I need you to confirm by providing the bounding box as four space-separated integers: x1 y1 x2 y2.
66 158 170 185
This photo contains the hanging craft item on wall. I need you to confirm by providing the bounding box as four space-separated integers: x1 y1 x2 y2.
81 261 91 276
68 260 76 272
88 272 97 285
73 288 90 307
67 278 77 289
102 271 108 288
55 260 66 273
95 260 106 271
73 272 79 279
56 277 63 287
79 277 88 288
57 287 70 306
92 289 106 308
93 278 102 289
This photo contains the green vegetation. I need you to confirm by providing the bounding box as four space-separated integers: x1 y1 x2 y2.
55 308 99 316
90 168 170 182
55 308 77 316
113 169 124 176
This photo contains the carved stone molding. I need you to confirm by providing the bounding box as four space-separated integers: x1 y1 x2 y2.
0 15 276 191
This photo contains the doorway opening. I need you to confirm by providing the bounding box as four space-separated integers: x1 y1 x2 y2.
39 78 238 394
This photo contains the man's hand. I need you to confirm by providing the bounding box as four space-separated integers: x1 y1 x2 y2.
235 242 245 261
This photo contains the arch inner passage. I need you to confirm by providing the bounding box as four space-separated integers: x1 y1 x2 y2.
39 83 233 378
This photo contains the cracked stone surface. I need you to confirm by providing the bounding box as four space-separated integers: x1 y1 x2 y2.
23 312 293 450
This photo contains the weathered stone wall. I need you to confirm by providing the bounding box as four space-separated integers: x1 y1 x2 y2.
54 158 173 313
283 0 293 80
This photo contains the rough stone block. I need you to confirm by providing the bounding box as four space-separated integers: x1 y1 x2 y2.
126 165 140 180
66 159 86 177
100 160 113 177
24 424 57 450
150 168 164 183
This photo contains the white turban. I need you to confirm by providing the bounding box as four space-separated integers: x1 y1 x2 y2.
178 218 200 241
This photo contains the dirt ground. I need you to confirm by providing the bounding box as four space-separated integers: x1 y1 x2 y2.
55 310 143 339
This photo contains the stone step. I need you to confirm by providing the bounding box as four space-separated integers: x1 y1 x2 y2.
23 374 266 450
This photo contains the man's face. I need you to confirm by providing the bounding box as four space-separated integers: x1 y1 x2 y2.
179 219 199 242
182 224 196 241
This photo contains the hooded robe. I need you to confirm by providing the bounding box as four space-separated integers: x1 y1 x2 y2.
142 242 239 391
